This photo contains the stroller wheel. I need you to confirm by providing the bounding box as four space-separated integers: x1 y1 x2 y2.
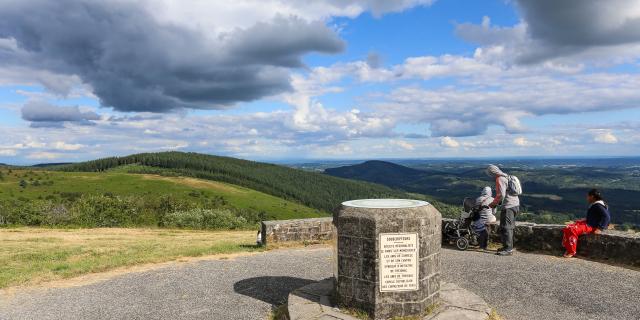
456 237 469 251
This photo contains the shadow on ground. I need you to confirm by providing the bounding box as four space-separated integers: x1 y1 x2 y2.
233 276 316 306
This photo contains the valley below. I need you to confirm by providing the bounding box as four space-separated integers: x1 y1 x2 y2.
319 158 640 228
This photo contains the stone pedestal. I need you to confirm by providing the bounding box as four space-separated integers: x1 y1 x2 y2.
334 199 442 320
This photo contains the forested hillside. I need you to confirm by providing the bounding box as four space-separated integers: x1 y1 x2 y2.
57 152 406 212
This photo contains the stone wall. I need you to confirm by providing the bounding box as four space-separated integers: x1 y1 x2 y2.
260 217 333 245
442 218 640 267
260 217 639 268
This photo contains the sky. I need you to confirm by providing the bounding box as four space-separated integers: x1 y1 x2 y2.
1 0 640 164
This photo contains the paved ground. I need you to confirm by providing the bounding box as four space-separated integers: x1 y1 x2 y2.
0 247 638 320
442 249 640 320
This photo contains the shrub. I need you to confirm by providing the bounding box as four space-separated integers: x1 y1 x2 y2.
69 195 143 227
617 223 636 232
59 192 83 202
41 204 73 225
0 193 256 229
0 199 54 225
164 208 248 230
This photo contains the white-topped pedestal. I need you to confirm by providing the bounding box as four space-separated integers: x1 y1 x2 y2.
333 198 442 319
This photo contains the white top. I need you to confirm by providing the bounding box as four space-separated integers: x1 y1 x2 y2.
341 199 429 209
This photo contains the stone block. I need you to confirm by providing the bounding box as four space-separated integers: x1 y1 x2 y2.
338 255 360 279
338 236 362 257
361 239 377 260
361 258 378 282
373 303 404 320
419 254 440 280
260 217 334 246
337 275 354 300
353 279 376 302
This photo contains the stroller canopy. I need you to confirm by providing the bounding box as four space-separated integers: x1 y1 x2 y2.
463 197 475 213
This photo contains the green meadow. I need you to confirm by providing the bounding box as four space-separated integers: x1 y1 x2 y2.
0 168 327 224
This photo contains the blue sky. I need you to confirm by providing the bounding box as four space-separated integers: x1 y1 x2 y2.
1 0 640 164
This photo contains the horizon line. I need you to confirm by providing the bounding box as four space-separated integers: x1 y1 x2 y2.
3 151 640 167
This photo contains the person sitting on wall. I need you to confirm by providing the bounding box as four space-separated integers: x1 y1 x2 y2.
473 186 497 250
562 189 611 258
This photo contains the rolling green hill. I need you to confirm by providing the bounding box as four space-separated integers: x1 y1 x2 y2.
56 152 407 212
0 152 463 229
0 169 322 220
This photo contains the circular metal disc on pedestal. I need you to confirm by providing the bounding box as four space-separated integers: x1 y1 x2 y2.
341 198 429 209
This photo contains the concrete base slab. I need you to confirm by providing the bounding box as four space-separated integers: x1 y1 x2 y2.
424 282 491 320
288 279 491 320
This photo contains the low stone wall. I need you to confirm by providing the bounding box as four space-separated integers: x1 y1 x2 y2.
443 218 640 267
260 217 640 268
260 217 333 245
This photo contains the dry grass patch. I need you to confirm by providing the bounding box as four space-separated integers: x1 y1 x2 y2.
0 228 261 289
488 308 503 320
265 239 332 250
140 174 244 194
269 303 290 320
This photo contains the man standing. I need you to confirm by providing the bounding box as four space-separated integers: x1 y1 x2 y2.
486 165 520 256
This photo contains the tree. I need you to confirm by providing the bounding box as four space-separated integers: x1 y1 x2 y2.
19 180 27 189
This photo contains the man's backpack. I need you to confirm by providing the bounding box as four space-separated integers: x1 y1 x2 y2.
506 175 523 196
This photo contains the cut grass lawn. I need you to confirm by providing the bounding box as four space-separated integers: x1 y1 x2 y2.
0 228 263 289
0 169 327 220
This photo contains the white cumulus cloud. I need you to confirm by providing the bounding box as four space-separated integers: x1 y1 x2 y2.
440 136 460 148
592 130 619 144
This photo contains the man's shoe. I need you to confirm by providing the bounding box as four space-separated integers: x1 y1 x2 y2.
496 247 508 252
496 249 513 256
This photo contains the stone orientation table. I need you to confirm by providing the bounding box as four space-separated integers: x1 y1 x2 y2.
333 199 442 319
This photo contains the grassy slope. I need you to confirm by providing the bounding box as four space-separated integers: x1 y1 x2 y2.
0 228 261 288
0 169 326 220
55 152 407 212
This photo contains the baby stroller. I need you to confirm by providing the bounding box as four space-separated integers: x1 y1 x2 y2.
443 197 484 250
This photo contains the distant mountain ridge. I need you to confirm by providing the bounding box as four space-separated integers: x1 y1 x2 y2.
31 162 74 167
325 160 426 187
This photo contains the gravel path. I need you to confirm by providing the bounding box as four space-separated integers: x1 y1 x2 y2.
441 249 640 320
0 248 332 320
0 247 638 320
